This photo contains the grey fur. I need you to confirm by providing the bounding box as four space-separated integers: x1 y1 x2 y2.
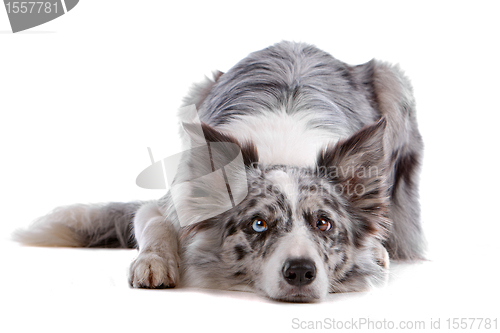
187 41 424 260
14 41 424 301
13 201 144 248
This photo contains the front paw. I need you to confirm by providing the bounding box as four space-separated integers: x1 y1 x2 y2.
129 251 179 288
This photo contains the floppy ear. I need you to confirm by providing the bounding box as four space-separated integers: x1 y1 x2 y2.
317 118 391 239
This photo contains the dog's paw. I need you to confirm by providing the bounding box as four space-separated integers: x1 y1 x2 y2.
129 251 179 289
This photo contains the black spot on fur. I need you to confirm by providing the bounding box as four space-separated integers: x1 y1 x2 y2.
350 214 378 248
266 184 274 194
262 236 279 258
226 223 238 238
234 270 247 277
302 211 313 228
234 245 248 261
284 211 293 232
392 151 419 197
246 198 258 209
249 230 272 250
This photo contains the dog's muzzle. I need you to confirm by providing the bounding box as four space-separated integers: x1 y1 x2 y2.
282 258 316 287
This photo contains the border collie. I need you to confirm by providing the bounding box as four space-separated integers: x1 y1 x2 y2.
14 41 424 302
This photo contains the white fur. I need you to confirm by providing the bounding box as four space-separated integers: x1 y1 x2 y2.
217 109 346 167
265 169 299 207
129 203 180 288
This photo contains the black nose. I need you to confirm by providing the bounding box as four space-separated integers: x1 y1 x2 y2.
282 258 316 286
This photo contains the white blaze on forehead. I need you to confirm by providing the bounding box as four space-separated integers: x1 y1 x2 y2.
266 169 299 211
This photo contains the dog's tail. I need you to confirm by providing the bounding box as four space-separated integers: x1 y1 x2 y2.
13 201 145 248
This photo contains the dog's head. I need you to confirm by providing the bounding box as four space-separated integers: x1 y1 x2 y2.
178 119 391 302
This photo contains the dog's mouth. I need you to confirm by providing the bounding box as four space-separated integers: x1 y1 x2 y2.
275 293 321 303
271 287 323 303
267 282 324 303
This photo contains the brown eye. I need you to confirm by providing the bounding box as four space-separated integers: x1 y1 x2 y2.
252 219 268 232
316 218 332 232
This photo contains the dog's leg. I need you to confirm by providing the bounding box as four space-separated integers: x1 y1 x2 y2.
129 202 180 288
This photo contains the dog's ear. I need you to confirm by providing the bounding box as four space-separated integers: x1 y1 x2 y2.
317 118 391 239
317 118 387 178
183 121 259 168
172 122 258 227
182 71 224 109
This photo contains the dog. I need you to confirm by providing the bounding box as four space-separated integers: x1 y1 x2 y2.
14 41 424 302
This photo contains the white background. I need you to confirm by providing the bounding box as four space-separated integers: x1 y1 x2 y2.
1 1 499 332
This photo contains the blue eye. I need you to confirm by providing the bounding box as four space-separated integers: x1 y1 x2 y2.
252 219 268 232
